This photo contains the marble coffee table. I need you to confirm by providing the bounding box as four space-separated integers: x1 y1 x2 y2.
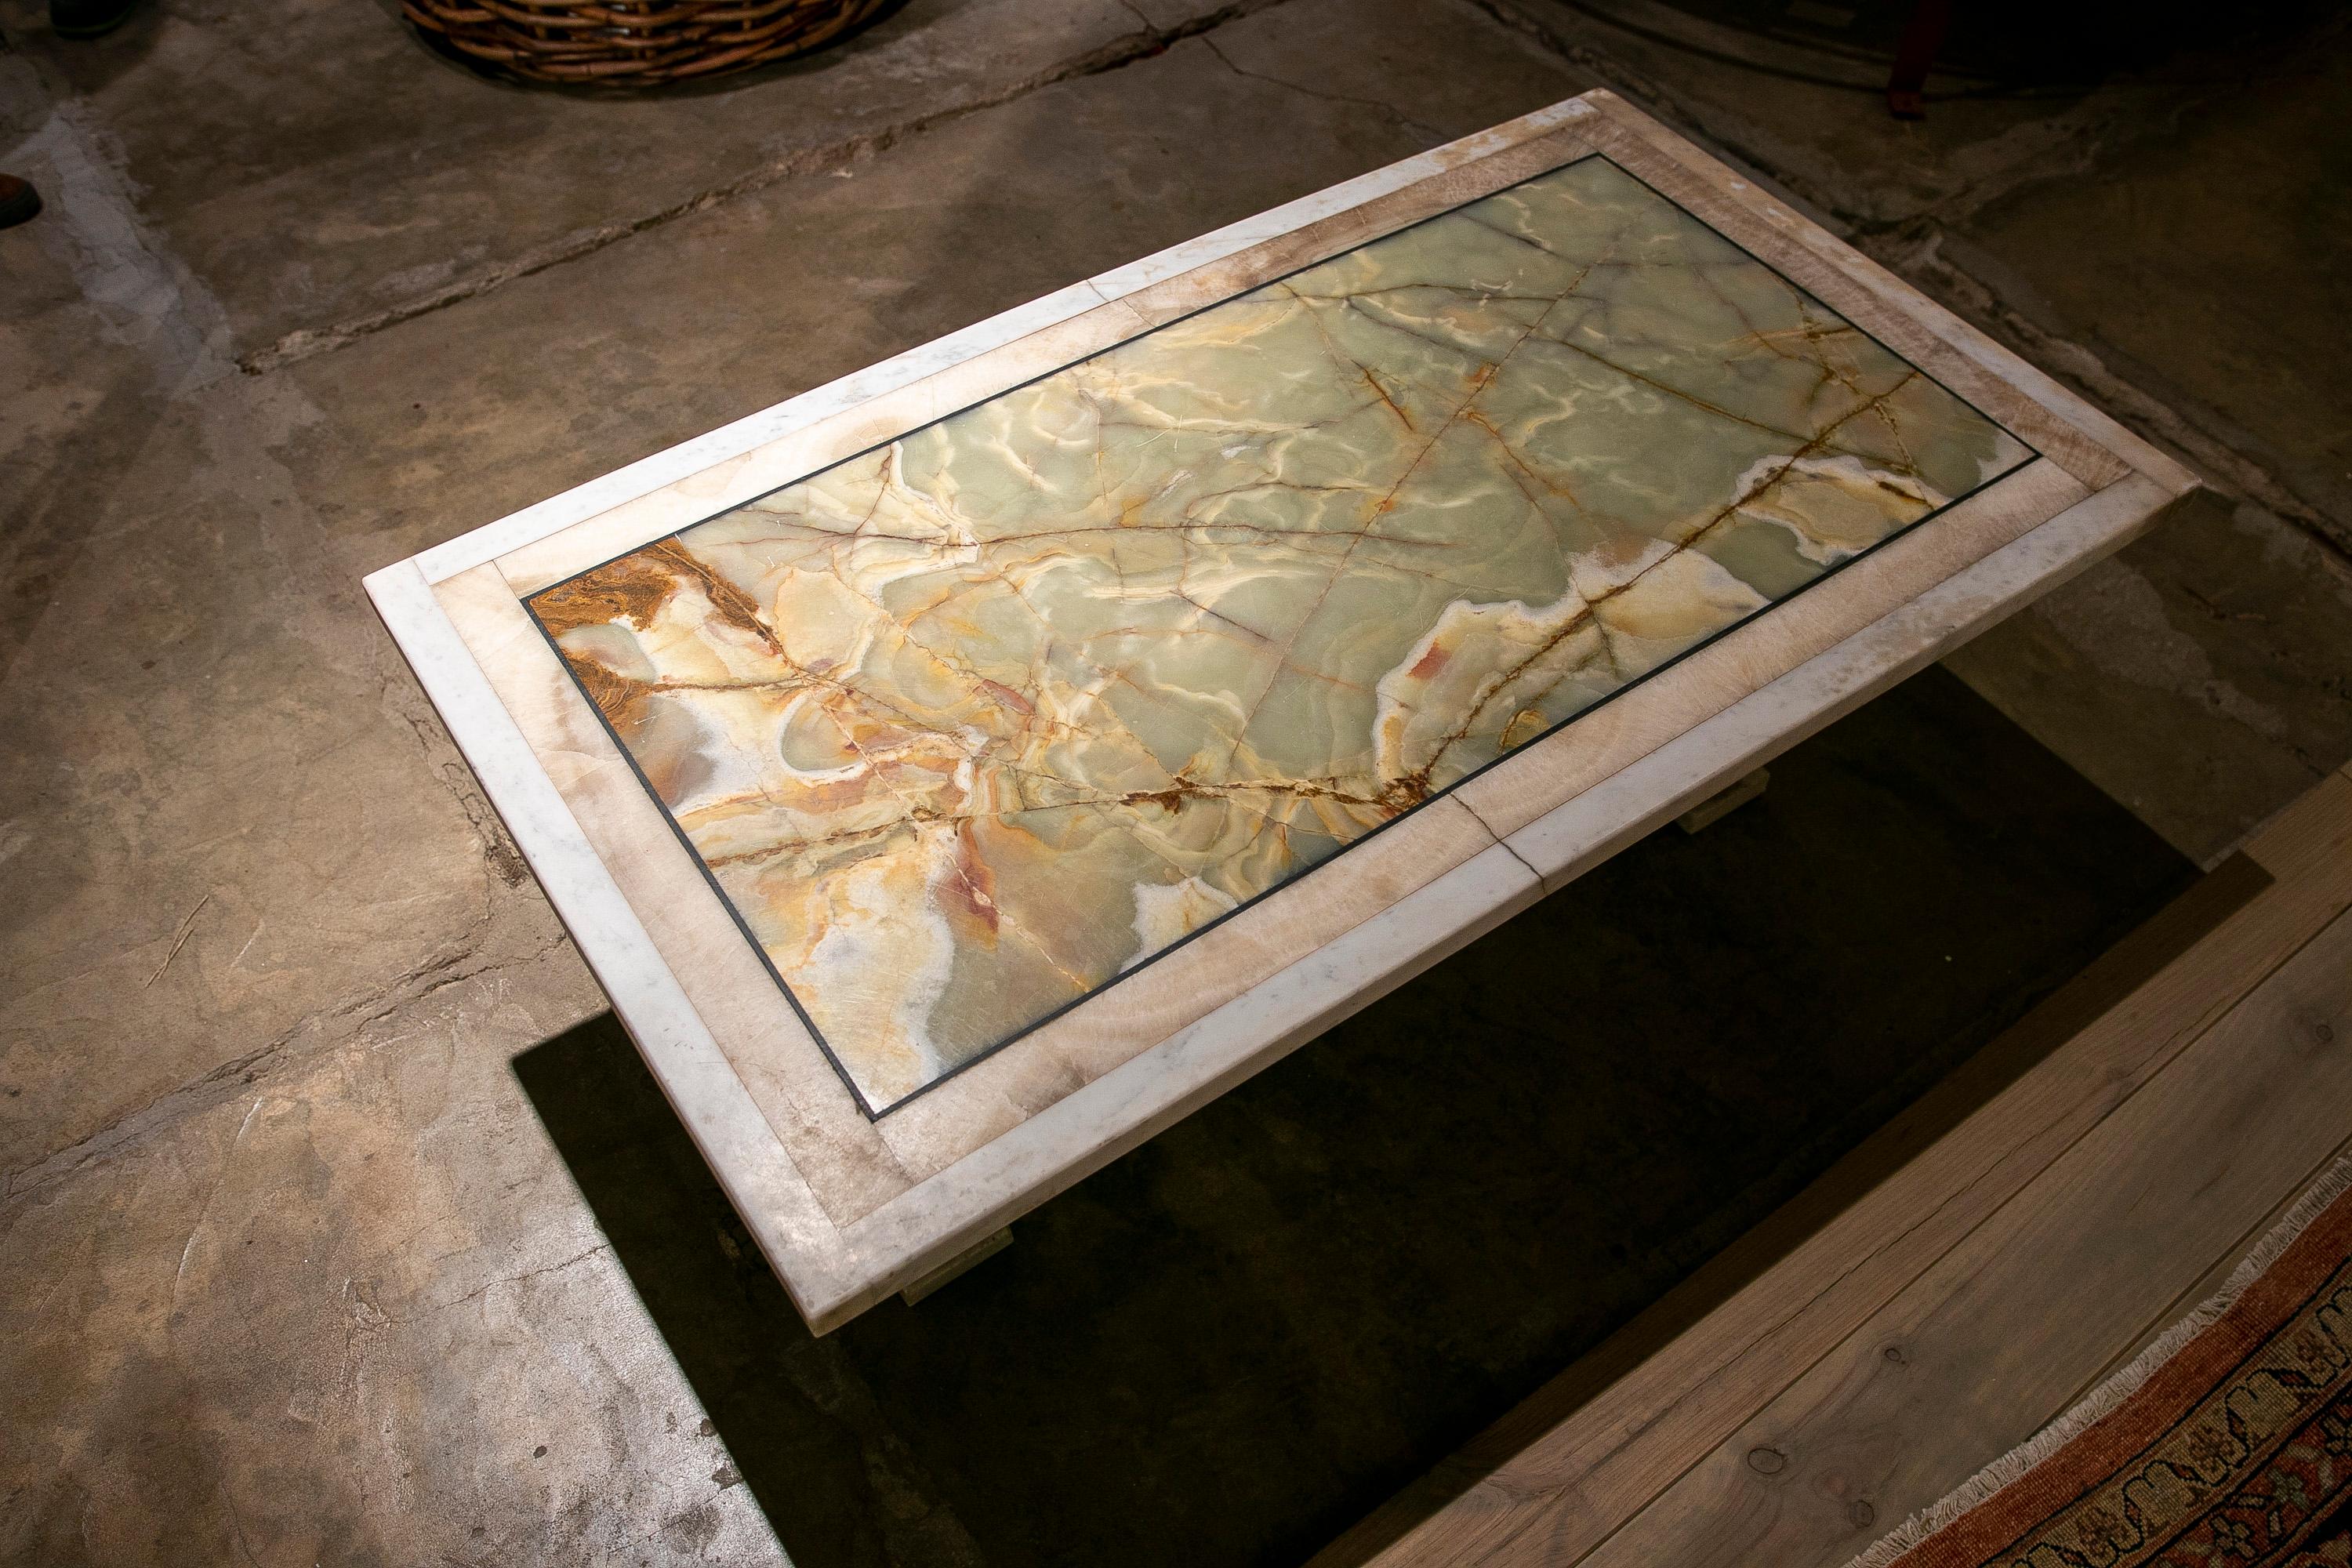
365 90 2197 1332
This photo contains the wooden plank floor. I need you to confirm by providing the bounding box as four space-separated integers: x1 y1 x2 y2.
1316 762 2352 1568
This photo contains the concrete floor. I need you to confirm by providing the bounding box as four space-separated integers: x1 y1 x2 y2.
2 0 2348 1561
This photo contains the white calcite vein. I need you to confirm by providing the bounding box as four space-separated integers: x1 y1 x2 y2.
531 156 2032 1112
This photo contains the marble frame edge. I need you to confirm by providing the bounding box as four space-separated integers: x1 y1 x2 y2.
357 83 2209 1330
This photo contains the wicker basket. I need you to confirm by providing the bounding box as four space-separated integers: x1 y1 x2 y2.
405 0 896 86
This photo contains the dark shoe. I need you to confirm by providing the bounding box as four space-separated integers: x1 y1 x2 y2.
50 0 138 39
0 175 41 231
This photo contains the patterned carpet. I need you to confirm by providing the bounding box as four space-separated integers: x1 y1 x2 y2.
1857 1160 2352 1568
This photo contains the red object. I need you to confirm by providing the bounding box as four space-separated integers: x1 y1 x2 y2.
1887 0 1953 119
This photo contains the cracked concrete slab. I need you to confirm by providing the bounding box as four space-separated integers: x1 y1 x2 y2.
0 0 1286 365
5 0 2352 1558
0 99 593 1184
0 958 785 1566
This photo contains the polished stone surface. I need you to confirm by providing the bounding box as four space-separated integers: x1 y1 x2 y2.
531 157 2027 1109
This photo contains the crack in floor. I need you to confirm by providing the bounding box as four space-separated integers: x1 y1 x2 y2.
0 924 577 1209
232 0 1300 377
1197 31 1446 143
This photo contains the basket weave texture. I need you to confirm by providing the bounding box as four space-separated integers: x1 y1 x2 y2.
405 0 895 85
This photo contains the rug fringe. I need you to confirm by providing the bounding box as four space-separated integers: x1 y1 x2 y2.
1845 1155 2352 1568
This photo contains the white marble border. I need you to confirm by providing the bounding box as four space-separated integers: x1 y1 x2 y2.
367 86 2196 1331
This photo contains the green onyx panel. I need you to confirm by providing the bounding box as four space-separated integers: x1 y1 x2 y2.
529 155 2034 1114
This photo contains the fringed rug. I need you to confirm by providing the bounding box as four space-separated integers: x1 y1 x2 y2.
1853 1160 2352 1568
